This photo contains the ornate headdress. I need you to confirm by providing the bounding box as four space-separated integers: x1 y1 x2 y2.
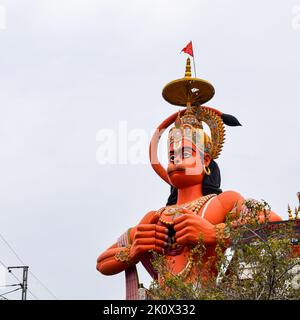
168 105 226 159
149 58 241 184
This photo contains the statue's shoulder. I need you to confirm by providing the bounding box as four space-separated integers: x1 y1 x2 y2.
215 190 245 212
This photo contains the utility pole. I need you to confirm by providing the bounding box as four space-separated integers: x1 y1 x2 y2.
8 266 29 300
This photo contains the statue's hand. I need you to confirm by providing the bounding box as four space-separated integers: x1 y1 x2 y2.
130 213 168 262
174 208 216 245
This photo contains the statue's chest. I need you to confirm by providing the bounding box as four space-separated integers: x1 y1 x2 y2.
155 195 217 276
157 194 216 250
158 209 187 254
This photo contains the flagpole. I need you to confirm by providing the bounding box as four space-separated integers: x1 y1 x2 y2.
192 56 197 78
192 42 197 77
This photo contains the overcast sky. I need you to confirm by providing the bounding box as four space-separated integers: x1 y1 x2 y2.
0 0 299 300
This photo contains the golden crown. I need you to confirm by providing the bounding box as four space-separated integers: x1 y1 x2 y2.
164 58 225 159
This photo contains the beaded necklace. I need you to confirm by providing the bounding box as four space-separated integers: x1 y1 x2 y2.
157 193 216 280
158 194 216 226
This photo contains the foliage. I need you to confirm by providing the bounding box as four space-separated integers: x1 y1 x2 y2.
148 200 300 300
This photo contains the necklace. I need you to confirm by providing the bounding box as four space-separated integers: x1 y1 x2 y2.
157 194 216 280
158 194 216 226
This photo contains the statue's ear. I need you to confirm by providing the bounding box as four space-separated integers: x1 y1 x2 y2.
204 153 211 167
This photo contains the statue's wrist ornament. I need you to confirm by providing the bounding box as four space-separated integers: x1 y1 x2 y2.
215 223 230 242
115 245 132 263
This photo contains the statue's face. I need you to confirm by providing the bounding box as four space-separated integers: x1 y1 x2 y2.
167 138 211 188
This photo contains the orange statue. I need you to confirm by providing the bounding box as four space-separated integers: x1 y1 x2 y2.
96 58 282 299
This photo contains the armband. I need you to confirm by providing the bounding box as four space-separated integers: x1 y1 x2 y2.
114 245 131 263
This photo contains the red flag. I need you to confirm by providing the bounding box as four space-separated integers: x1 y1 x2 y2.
181 41 193 57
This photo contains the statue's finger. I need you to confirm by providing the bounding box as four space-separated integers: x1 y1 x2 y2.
175 227 192 239
155 225 169 234
155 232 169 241
142 245 155 252
135 238 167 247
137 224 156 232
155 239 167 248
140 244 164 254
135 230 155 239
154 246 165 254
136 230 167 241
175 235 188 245
173 214 188 225
173 219 188 232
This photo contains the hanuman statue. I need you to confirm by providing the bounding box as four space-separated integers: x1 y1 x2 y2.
96 58 282 299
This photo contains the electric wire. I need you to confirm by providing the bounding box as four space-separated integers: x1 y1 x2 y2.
1 256 38 300
0 258 8 268
0 233 25 265
0 232 57 299
0 287 22 297
0 284 20 288
27 288 39 300
7 268 38 300
0 258 22 289
28 271 57 300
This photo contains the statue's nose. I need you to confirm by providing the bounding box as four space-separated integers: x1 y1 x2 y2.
174 157 181 164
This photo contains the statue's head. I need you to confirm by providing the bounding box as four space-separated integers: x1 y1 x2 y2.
166 107 223 189
149 58 241 202
167 138 211 189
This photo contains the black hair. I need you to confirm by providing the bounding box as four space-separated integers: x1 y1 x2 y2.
166 159 222 206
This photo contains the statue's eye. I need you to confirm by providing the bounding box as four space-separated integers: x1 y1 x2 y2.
183 151 192 158
169 154 175 162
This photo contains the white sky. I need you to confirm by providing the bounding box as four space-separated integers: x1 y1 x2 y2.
0 0 299 300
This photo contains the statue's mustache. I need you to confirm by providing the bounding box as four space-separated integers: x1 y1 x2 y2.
167 165 186 175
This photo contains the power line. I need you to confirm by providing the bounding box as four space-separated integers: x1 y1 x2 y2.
27 288 39 300
0 233 26 265
0 283 20 288
28 271 57 300
0 258 23 286
0 258 8 268
1 256 39 300
0 232 58 300
0 287 22 297
7 269 38 300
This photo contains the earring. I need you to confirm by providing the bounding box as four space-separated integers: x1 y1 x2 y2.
204 165 211 176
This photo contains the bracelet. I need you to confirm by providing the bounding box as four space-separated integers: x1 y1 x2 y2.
215 223 230 241
114 245 131 263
